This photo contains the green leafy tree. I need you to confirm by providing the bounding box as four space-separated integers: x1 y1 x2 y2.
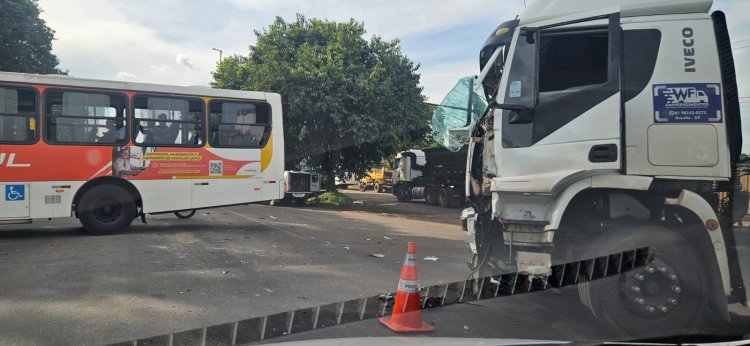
212 15 429 189
0 0 64 74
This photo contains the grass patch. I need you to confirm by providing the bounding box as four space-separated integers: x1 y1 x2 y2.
306 191 354 208
306 190 394 214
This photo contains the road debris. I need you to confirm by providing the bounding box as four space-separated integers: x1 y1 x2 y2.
269 215 278 220
423 256 439 261
297 295 308 300
369 253 386 258
353 200 364 205
342 245 350 250
383 236 394 240
463 325 471 331
264 287 274 293
222 270 230 274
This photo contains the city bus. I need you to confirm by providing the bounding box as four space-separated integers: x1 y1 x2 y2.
0 72 285 234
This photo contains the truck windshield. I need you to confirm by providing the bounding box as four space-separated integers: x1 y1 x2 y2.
431 76 488 152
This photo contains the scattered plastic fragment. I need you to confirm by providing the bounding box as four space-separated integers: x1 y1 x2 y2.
369 253 386 258
423 256 439 261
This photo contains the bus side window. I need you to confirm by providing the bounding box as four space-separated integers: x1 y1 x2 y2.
133 96 204 147
208 100 271 148
44 90 128 145
0 87 38 144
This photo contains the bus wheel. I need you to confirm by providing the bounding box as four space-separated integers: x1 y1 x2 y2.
174 209 196 219
78 185 136 235
578 226 713 337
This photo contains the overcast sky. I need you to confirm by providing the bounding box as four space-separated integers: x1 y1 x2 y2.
36 0 750 150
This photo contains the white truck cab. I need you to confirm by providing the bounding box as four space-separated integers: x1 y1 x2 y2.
438 0 747 337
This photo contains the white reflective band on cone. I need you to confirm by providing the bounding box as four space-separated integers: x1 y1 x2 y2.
404 254 416 265
397 279 419 293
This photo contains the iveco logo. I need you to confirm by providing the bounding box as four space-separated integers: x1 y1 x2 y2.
0 153 31 167
682 27 696 73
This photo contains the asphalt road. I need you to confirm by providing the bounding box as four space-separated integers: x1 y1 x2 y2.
1 195 749 345
0 201 471 346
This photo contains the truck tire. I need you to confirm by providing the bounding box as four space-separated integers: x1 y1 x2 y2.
78 185 136 235
437 189 451 208
359 183 367 192
394 186 405 202
425 188 438 206
578 226 716 337
396 187 412 202
374 183 382 193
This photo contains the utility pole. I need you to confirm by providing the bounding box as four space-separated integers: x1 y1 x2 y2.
212 48 223 62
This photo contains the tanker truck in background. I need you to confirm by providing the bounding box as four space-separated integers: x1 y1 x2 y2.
431 0 749 337
392 146 468 207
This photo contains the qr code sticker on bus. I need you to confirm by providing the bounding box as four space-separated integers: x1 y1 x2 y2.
209 160 223 176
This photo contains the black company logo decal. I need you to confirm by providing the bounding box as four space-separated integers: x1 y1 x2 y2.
653 83 722 123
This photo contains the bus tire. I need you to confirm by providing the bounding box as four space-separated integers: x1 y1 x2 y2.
78 184 136 235
578 226 714 337
174 210 196 219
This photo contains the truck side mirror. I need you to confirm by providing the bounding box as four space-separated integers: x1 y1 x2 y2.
521 27 538 44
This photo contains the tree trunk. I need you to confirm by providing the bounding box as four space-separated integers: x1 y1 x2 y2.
322 151 336 192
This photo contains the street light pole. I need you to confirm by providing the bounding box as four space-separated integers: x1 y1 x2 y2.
212 48 223 62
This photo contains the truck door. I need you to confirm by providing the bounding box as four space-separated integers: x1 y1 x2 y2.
622 18 729 178
496 15 622 192
310 173 321 192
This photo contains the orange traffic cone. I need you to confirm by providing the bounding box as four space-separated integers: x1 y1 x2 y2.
379 241 434 332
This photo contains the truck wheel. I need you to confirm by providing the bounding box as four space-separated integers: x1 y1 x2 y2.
578 226 715 337
174 209 196 219
437 189 451 208
394 187 405 202
374 183 383 193
359 184 367 192
425 188 437 206
78 185 136 235
396 188 411 202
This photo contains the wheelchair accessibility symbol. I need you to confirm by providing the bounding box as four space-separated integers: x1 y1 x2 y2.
5 185 25 201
